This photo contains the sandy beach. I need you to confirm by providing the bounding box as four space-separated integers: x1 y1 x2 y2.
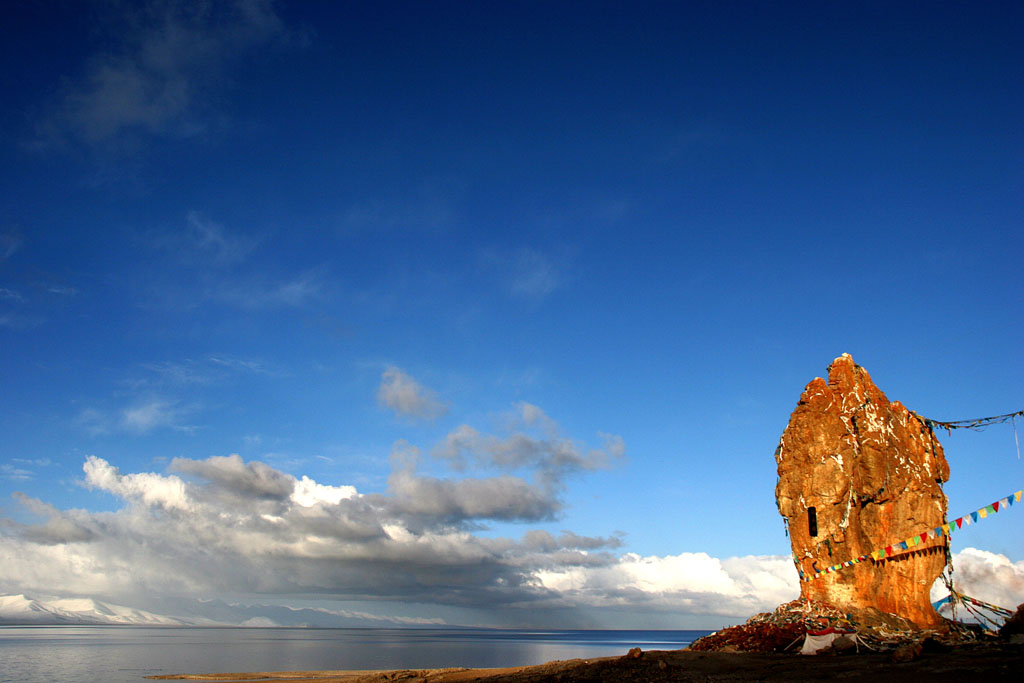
148 642 1024 682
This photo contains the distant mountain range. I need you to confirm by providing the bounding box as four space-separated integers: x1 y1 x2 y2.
0 594 203 626
0 594 445 628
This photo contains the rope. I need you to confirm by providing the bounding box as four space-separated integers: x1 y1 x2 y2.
934 587 1014 630
1013 415 1021 460
915 409 1024 434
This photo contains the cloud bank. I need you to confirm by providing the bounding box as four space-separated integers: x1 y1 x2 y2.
0 405 812 626
6 400 1018 627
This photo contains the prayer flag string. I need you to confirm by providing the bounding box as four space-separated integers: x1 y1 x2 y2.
914 409 1024 434
804 488 1023 582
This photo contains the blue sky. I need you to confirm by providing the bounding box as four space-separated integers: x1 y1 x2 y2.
1 1 1021 628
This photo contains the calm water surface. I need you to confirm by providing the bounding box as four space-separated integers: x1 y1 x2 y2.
0 626 711 682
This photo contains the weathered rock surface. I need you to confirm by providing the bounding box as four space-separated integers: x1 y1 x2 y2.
775 354 950 627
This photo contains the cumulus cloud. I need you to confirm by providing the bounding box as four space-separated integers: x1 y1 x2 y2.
388 447 560 523
170 454 294 500
377 366 448 420
291 475 358 507
84 455 192 511
9 493 98 545
433 402 624 487
936 548 1024 612
0 448 798 623
0 407 653 624
39 0 285 147
532 552 799 617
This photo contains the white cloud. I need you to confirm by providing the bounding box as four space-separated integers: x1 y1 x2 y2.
509 248 561 299
482 248 567 301
83 455 192 512
134 354 282 389
290 476 357 507
40 0 285 146
170 454 293 500
120 398 195 434
78 398 197 436
0 459 53 482
389 459 560 523
207 354 280 376
211 268 324 310
532 552 799 617
0 464 33 481
2 408 644 624
149 212 259 268
136 214 322 314
184 211 257 265
935 548 1024 612
432 403 623 486
377 366 448 420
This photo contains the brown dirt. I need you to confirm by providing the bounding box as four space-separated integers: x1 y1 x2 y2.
147 641 1024 682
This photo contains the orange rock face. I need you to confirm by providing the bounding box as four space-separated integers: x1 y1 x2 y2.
775 354 950 627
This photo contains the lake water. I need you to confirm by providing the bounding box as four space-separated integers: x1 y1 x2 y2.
0 626 711 682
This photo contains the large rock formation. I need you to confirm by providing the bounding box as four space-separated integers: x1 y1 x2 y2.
775 354 950 627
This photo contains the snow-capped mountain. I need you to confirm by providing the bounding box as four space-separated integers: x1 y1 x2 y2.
0 594 444 627
0 594 202 625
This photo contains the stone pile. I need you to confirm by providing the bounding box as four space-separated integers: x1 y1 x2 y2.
689 599 990 654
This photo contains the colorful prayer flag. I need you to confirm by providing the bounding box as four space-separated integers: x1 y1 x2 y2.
804 487 1023 582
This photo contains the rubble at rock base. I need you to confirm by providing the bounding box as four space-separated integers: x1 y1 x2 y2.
689 599 993 655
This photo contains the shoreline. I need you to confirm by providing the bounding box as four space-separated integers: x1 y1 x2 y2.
148 642 1024 682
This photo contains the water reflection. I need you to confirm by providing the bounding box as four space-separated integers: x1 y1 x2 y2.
0 626 708 682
